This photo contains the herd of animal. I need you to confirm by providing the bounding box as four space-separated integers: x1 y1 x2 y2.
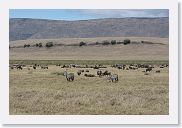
10 63 168 82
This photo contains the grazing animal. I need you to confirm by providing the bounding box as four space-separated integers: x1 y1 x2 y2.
64 71 74 81
156 70 160 73
85 69 89 72
41 66 48 69
146 68 152 72
33 66 36 69
17 65 22 70
93 66 99 69
97 70 102 77
108 74 118 82
103 70 111 76
84 74 95 77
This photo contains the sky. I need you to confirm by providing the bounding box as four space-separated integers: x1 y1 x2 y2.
9 9 169 21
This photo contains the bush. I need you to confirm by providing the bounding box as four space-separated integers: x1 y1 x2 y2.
102 40 110 45
111 40 117 45
79 41 86 46
95 42 99 45
123 39 131 45
38 43 43 47
35 43 39 47
117 41 123 44
46 42 53 48
24 44 30 48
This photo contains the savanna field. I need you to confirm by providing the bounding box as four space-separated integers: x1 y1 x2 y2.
9 37 169 115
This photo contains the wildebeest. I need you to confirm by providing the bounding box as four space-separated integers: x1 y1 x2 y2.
85 69 89 72
93 66 99 69
146 67 152 72
84 74 95 77
61 65 70 68
103 70 111 76
108 74 118 82
97 70 102 77
156 70 160 73
41 66 48 69
17 65 22 70
64 71 74 81
33 66 36 69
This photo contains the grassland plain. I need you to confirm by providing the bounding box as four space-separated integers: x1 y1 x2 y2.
9 37 169 115
9 37 168 60
9 65 169 115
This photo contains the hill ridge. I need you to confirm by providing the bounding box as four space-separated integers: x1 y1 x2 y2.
9 17 169 41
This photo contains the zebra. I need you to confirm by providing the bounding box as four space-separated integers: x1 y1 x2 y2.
64 71 74 81
108 74 118 82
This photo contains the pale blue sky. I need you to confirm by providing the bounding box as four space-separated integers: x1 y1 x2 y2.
10 9 169 21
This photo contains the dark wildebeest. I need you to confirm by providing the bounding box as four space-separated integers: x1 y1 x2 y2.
146 67 152 72
41 66 48 69
85 69 89 72
64 71 74 81
103 70 111 76
17 65 22 70
97 70 102 77
84 74 95 77
93 66 99 69
156 70 160 73
33 66 36 69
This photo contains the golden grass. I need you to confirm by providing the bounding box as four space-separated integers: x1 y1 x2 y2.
9 65 169 115
9 37 168 60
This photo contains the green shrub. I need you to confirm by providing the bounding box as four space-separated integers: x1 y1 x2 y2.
46 42 53 48
95 42 99 45
79 41 86 46
38 43 43 47
102 40 110 45
117 41 123 44
35 43 39 47
111 40 117 45
24 44 30 48
123 39 131 45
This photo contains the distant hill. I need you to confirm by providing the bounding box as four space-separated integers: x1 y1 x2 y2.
9 17 169 41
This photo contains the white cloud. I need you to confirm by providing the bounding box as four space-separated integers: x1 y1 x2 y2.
79 9 169 18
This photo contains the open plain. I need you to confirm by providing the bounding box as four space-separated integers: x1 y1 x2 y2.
9 64 169 115
9 36 169 115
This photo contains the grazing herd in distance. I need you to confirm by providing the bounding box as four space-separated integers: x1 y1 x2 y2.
9 63 168 83
9 39 157 49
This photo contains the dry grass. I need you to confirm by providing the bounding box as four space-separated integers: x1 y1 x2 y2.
10 37 168 60
9 65 169 115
